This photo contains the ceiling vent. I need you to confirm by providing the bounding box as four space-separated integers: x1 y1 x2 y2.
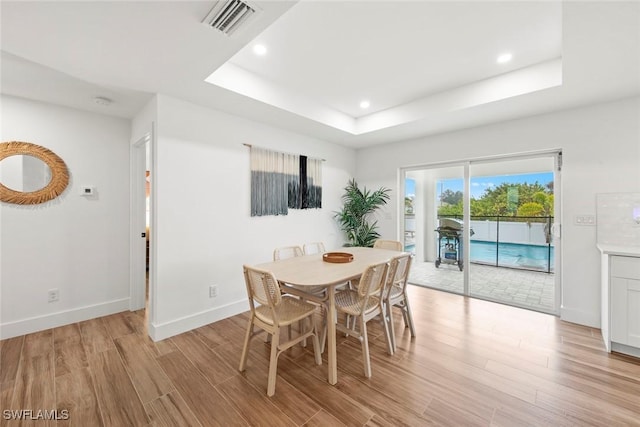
203 0 258 36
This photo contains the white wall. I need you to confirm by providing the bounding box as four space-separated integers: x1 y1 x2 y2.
149 94 355 340
470 221 549 246
356 96 640 328
4 93 634 338
131 95 157 144
0 96 131 338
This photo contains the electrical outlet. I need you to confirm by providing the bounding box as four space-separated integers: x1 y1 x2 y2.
48 289 59 302
209 285 218 298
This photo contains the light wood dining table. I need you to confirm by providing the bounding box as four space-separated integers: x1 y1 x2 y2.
253 246 406 385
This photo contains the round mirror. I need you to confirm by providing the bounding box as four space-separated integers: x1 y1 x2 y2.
1 154 52 192
0 141 69 205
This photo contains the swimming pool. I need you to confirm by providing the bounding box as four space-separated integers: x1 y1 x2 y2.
471 240 554 271
404 240 554 272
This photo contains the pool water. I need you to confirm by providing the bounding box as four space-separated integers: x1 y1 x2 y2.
404 241 554 272
471 240 554 271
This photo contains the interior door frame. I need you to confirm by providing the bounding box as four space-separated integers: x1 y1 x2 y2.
130 133 149 312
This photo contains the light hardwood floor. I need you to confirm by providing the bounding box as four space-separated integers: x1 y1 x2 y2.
2 286 640 426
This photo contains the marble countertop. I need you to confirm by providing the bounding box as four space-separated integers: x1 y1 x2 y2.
597 244 640 257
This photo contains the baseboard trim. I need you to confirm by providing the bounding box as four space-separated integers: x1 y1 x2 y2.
611 342 640 359
0 298 130 339
149 300 248 342
560 305 600 328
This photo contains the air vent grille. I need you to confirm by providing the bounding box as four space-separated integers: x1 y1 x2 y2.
203 0 256 36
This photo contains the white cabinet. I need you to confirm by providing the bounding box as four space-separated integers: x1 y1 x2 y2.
598 245 640 357
610 256 640 349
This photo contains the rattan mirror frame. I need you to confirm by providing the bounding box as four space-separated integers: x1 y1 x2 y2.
0 141 69 205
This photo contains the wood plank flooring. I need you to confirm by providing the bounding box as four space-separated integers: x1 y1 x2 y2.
2 286 640 426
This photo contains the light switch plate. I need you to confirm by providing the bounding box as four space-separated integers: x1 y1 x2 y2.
575 215 596 226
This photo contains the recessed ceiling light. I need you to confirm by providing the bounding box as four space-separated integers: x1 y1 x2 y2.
359 100 370 109
253 44 267 56
94 96 112 106
497 53 513 64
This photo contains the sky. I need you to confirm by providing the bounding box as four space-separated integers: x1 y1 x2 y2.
405 172 553 199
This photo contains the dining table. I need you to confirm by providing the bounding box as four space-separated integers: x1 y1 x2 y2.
253 246 406 385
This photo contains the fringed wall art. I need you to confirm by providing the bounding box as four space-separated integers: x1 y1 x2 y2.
249 145 322 216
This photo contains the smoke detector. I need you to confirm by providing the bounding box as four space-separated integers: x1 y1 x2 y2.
94 96 112 106
202 0 260 36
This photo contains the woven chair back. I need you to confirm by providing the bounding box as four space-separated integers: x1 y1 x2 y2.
243 266 282 308
386 253 412 297
273 246 303 261
303 242 326 255
373 239 403 251
357 262 389 300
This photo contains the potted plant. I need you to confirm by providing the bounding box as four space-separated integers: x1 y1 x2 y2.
334 179 391 247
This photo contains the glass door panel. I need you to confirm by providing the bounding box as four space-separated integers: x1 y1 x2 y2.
405 166 465 295
468 158 556 313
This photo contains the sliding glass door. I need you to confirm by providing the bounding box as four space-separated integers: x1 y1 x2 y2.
402 151 561 315
468 157 557 313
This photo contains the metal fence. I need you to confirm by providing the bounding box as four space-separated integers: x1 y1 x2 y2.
438 215 554 273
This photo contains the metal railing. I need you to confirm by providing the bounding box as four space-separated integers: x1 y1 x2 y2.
437 215 554 273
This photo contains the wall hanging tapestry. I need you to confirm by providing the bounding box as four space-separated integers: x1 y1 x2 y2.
250 146 322 216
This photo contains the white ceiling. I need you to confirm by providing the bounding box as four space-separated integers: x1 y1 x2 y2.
1 1 639 148
228 1 562 117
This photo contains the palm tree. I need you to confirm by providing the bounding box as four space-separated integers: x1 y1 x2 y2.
405 196 414 214
334 179 391 247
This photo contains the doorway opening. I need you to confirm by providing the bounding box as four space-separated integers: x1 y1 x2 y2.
401 151 561 315
130 129 154 329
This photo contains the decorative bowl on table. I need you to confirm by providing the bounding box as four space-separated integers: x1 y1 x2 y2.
322 252 354 263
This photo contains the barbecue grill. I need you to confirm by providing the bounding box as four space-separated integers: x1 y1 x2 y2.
435 218 473 271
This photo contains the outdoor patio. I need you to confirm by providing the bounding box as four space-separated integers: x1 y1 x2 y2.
408 260 556 313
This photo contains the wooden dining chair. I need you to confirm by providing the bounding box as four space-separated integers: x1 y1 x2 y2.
334 261 394 378
349 240 401 291
384 253 416 352
273 245 303 260
303 241 326 255
272 246 306 341
273 245 327 299
239 265 322 396
373 239 403 251
274 245 328 351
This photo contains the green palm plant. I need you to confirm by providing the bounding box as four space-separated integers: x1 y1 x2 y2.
334 179 391 247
